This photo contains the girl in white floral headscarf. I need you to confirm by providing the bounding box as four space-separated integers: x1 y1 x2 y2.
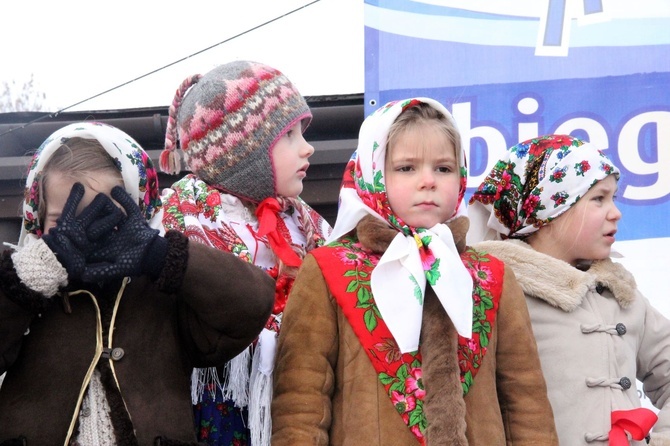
19 122 162 244
470 134 670 446
272 98 558 445
0 121 274 445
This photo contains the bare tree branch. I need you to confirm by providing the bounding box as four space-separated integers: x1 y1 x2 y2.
0 74 47 112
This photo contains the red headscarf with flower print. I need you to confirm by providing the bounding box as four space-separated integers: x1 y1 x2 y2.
327 97 473 353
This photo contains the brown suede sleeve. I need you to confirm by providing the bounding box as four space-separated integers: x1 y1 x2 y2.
495 265 559 445
272 254 338 446
175 238 275 367
0 250 52 313
155 230 189 293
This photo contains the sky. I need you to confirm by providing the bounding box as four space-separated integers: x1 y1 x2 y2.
1 0 364 112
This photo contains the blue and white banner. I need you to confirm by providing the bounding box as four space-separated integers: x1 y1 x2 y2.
364 0 670 410
365 0 670 299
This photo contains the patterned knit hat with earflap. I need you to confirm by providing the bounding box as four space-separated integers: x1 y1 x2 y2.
160 60 312 203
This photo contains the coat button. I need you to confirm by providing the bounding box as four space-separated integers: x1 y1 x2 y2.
616 323 627 336
596 283 605 294
81 407 91 417
619 377 632 390
111 348 125 361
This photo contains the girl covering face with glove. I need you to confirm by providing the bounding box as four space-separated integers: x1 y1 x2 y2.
0 121 274 446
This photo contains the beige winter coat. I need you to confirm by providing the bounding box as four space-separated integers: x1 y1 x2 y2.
476 239 670 446
272 217 558 445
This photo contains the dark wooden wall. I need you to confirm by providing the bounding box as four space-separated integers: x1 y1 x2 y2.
0 94 364 244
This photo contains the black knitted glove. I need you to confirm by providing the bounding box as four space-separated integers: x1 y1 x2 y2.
82 186 168 282
83 193 126 242
42 183 124 280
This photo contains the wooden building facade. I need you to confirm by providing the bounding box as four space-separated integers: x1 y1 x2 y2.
0 94 364 244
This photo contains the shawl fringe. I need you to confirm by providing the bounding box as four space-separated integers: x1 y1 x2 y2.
191 330 278 446
248 329 277 446
191 346 252 406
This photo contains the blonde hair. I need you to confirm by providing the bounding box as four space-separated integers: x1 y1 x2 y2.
37 137 123 225
387 102 461 167
526 201 589 266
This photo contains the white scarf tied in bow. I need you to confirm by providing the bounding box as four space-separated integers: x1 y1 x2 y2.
372 224 473 352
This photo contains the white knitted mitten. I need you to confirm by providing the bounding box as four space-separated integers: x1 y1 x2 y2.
10 234 68 296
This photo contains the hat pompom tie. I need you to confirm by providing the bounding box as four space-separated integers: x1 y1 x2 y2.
160 146 181 175
160 74 201 175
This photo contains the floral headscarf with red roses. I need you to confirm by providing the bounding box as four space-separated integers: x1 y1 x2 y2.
468 134 619 241
327 97 473 353
19 121 162 246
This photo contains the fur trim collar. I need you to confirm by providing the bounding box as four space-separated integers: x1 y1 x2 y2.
356 215 470 254
475 239 637 312
354 215 471 445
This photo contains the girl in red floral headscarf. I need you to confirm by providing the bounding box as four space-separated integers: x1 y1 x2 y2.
271 98 557 445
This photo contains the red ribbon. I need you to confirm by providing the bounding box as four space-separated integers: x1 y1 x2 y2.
609 408 657 445
255 198 302 268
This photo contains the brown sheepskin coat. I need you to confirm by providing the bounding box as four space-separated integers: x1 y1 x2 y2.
272 216 558 445
0 231 275 446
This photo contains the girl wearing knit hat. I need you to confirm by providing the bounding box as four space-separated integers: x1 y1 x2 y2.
469 134 670 445
271 98 558 445
160 60 332 446
0 122 275 444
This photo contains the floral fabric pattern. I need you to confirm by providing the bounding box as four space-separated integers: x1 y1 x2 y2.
161 174 331 445
311 236 504 444
469 134 619 239
162 174 329 322
162 174 330 269
163 176 253 263
194 385 249 446
333 98 468 239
